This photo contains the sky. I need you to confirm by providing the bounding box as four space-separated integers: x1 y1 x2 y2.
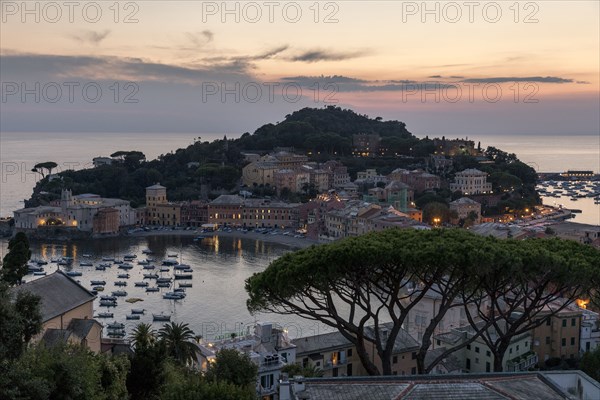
0 0 599 137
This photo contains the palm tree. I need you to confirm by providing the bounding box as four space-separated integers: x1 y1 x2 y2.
158 322 197 365
130 323 156 351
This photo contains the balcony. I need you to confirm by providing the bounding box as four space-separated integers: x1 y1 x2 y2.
323 358 348 370
506 351 538 372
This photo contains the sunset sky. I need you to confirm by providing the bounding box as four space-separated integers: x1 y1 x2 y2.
1 0 598 136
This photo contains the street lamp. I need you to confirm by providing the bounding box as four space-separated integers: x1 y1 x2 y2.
433 217 441 227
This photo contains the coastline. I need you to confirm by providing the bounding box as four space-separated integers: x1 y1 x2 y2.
126 229 319 249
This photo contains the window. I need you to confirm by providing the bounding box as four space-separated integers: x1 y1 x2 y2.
486 362 491 372
561 338 566 347
466 358 471 370
347 349 352 357
475 347 480 353
393 356 398 364
411 367 416 375
516 345 520 351
571 318 576 327
570 337 575 346
562 319 567 327
486 351 491 357
546 336 551 345
467 344 471 350
475 357 479 364
412 352 417 360
509 348 513 354
546 318 551 326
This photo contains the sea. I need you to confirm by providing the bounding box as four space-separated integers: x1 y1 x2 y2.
1 131 598 223
0 234 335 339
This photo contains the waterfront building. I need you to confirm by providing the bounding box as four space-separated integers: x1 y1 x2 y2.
273 169 310 194
180 200 209 227
433 138 476 156
13 189 136 234
144 184 181 226
208 195 300 229
13 271 102 353
196 322 296 400
449 169 492 195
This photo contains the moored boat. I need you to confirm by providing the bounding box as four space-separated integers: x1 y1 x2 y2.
153 313 171 321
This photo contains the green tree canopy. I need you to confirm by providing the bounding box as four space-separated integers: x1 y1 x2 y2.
246 229 600 375
158 322 197 366
204 348 258 388
2 232 31 285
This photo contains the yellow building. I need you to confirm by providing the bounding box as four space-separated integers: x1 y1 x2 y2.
145 183 181 226
14 271 103 353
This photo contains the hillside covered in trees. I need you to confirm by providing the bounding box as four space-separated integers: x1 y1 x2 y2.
26 106 539 212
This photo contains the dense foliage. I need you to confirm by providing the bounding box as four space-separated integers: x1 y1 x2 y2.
27 107 539 216
1 232 31 285
246 229 600 374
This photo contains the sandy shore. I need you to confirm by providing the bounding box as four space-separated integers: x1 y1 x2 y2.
127 229 319 249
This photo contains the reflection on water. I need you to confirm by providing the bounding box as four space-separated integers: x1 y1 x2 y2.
2 235 336 340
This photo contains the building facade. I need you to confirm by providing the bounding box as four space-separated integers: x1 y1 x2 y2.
449 169 493 195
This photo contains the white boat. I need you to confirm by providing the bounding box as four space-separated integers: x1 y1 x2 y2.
142 249 153 254
82 254 92 258
80 262 93 267
167 253 178 258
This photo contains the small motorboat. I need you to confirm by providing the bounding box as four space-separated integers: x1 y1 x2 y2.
99 262 112 268
124 254 137 259
90 280 106 286
99 300 117 307
173 288 185 293
146 287 160 292
118 263 133 270
112 290 128 296
174 273 192 280
82 254 92 258
114 281 128 286
95 266 106 271
163 292 185 300
153 313 171 321
92 286 105 291
178 283 193 288
33 271 47 276
100 295 117 301
142 249 153 254
96 312 114 318
134 282 149 287
137 260 149 265
160 267 170 272
117 273 130 279
156 277 172 283
143 265 156 270
157 282 171 288
66 271 82 277
28 265 44 272
80 262 93 267
167 253 178 258
126 314 141 320
174 264 191 270
143 273 159 279
162 259 179 266
102 257 115 262
107 322 125 330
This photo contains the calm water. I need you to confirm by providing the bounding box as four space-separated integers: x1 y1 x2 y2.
0 235 334 340
1 132 598 221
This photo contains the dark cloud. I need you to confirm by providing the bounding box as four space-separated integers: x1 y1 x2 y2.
70 30 111 45
288 49 368 63
185 30 214 47
462 76 573 84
